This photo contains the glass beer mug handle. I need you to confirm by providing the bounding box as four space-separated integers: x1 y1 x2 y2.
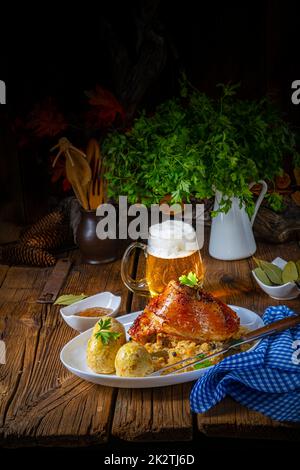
121 242 150 296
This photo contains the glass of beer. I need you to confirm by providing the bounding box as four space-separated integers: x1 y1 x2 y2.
121 220 204 297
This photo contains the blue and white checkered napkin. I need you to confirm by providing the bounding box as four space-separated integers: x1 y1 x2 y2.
190 306 300 422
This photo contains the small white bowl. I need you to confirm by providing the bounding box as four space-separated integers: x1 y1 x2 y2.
60 292 121 332
252 257 300 300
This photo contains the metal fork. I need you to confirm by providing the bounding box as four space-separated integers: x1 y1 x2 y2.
149 314 300 376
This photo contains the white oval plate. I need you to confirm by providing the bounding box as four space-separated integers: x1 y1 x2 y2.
60 305 264 388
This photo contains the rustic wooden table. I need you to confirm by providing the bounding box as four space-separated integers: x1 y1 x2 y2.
0 237 300 447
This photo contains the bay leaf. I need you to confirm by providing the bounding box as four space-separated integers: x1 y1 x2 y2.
54 293 88 305
253 258 282 285
282 261 299 284
253 267 273 286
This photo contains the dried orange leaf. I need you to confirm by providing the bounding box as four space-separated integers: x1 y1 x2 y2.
291 191 300 206
293 167 300 186
275 172 291 189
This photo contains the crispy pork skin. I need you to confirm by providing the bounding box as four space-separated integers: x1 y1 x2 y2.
128 280 240 344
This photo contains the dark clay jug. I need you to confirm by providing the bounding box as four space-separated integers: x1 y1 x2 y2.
77 209 119 264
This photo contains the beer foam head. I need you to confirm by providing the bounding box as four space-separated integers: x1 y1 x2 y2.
148 220 198 258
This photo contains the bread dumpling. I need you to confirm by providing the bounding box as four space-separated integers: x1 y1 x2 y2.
115 341 154 377
86 316 126 374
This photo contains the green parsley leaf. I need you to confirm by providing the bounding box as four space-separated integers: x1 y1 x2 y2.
179 272 200 288
194 360 212 369
95 318 121 345
193 353 212 369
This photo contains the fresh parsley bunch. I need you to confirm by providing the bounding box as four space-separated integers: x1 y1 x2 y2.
103 81 299 214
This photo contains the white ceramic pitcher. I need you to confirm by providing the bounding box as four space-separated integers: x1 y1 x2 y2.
209 180 268 260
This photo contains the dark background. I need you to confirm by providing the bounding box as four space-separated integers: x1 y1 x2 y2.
2 0 299 112
1 0 300 226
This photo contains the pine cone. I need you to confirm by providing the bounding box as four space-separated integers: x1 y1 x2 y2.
21 211 65 242
24 226 69 250
2 244 56 267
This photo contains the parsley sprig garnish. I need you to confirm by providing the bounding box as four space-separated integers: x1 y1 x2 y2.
95 318 121 345
194 353 212 369
179 272 200 288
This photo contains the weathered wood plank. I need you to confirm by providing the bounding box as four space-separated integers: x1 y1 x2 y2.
196 238 300 439
112 252 194 442
0 256 129 446
0 266 51 303
0 265 9 288
202 238 300 314
1 235 299 445
197 397 300 440
112 384 193 442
